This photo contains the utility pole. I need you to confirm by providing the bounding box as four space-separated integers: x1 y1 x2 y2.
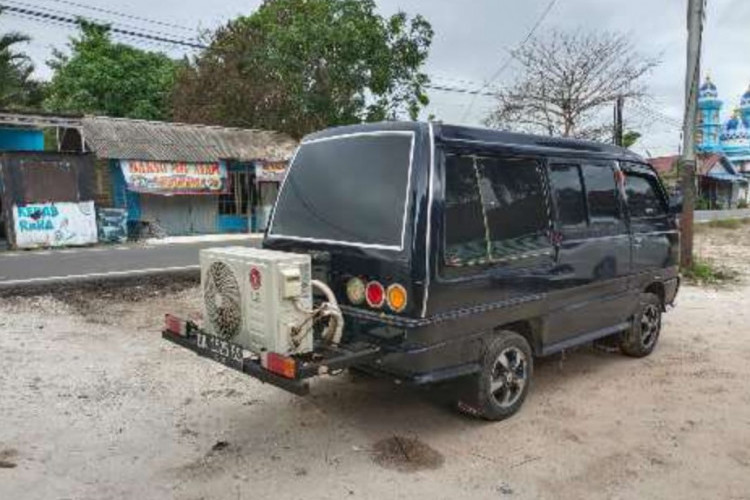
614 95 624 147
680 0 705 269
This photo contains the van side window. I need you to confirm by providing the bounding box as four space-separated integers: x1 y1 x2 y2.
582 163 620 222
548 164 587 227
444 154 489 266
475 157 550 260
625 173 667 218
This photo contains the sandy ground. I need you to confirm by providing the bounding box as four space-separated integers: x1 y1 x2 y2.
2 228 750 500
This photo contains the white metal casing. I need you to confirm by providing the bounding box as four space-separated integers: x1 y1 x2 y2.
200 247 313 355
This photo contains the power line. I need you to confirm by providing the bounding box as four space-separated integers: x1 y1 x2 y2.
36 0 195 33
461 0 559 121
424 83 497 98
3 0 200 42
4 9 187 52
0 4 207 49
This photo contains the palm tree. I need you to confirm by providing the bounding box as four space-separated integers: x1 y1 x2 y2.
0 31 40 108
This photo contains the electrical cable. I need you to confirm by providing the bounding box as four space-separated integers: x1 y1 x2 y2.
461 0 559 121
4 0 200 42
0 4 207 49
36 0 195 32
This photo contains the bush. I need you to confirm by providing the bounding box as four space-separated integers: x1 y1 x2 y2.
695 197 711 210
738 199 749 209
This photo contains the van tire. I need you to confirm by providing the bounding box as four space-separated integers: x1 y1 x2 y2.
457 330 533 421
620 293 662 358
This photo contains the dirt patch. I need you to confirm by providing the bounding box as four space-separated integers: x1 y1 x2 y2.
372 436 444 473
0 449 18 469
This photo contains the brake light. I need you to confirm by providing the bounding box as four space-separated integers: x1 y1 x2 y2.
164 314 187 336
346 276 366 305
386 284 408 313
365 281 385 308
262 352 297 379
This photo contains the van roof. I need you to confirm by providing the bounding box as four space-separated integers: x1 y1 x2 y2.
302 121 642 162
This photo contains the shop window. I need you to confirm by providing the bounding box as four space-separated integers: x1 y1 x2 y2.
219 171 251 216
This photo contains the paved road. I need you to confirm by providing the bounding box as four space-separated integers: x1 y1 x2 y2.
0 238 261 288
695 208 750 222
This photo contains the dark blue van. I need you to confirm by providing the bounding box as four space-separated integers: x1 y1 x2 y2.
166 121 680 421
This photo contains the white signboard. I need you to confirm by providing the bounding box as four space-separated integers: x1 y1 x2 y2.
13 201 98 249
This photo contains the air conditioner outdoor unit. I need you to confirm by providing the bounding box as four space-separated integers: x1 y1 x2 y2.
200 247 313 355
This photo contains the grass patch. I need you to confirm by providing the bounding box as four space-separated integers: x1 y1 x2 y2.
704 218 750 230
682 258 739 286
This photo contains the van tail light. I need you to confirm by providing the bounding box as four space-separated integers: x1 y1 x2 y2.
164 314 187 336
346 277 366 305
386 284 408 313
262 352 297 379
365 281 385 308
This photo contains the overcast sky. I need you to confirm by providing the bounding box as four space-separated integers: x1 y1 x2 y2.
2 0 748 156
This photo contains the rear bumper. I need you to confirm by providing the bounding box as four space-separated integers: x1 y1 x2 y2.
162 328 381 396
163 330 311 395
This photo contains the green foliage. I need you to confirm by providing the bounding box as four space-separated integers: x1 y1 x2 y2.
45 22 180 120
0 28 43 109
172 0 433 138
737 199 748 209
696 197 711 210
622 130 641 148
682 257 738 286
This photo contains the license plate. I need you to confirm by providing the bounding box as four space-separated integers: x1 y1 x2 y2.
196 332 244 371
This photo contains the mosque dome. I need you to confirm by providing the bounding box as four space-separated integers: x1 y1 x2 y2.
720 109 750 147
741 85 750 108
699 76 719 100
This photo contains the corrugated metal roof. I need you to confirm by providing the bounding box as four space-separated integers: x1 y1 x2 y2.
82 116 298 162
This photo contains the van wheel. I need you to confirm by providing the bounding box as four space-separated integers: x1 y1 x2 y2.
457 330 533 421
620 293 662 358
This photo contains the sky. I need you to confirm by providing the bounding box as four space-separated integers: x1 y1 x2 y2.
1 0 748 157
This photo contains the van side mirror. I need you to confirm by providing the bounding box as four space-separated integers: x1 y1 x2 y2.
668 195 683 215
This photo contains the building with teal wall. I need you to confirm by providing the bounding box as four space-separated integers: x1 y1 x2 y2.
0 128 44 151
698 77 750 175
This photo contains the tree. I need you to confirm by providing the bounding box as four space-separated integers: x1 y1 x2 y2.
485 30 659 140
45 21 180 120
0 29 43 109
172 0 433 138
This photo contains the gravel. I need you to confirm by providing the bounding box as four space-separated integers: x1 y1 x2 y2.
1 228 749 500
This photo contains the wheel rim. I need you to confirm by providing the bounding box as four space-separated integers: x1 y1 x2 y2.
640 304 661 350
489 347 528 408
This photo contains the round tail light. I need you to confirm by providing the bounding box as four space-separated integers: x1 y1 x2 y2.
345 277 366 305
365 281 385 308
386 284 408 313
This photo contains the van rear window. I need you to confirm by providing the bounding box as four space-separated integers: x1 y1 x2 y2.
268 133 414 248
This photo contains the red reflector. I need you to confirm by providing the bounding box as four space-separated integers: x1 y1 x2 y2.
262 352 296 379
165 314 187 336
365 281 385 308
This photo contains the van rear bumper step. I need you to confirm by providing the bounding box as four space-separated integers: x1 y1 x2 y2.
162 328 382 396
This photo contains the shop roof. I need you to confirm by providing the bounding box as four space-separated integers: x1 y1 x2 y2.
81 116 298 163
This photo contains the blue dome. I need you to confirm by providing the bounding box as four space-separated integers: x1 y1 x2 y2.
699 77 719 100
741 86 750 107
720 110 750 146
